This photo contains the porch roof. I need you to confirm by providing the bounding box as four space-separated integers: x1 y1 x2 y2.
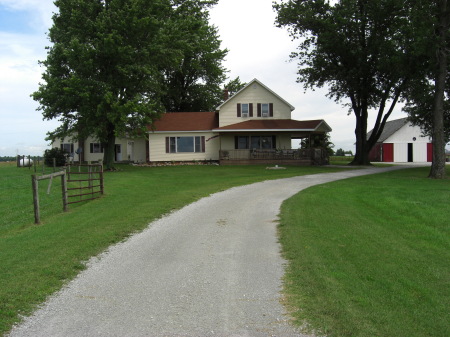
213 119 331 133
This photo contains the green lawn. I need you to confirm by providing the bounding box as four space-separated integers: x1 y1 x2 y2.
0 162 344 336
279 166 450 337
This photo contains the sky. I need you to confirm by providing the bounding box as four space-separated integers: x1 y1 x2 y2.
0 0 409 157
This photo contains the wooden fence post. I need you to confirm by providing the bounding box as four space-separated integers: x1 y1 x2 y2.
61 170 68 212
31 174 40 224
100 164 104 195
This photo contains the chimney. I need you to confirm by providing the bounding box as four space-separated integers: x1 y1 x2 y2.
223 88 229 101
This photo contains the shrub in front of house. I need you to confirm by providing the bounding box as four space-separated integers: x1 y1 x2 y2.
44 148 67 167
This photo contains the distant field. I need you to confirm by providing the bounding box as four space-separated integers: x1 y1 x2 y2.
279 166 450 337
329 155 354 165
0 163 345 335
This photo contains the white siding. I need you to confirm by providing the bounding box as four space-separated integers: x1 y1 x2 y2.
385 123 431 163
392 143 428 163
149 132 220 162
52 135 147 163
384 123 430 143
413 143 428 162
219 82 293 127
83 136 105 162
52 136 81 162
130 138 147 163
393 143 408 162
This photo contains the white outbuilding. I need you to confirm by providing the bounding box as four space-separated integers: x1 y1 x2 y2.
368 118 432 163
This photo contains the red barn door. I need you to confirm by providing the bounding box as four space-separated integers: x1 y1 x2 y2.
382 143 394 162
427 143 433 162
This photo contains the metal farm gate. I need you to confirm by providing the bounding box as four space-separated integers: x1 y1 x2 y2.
66 164 104 205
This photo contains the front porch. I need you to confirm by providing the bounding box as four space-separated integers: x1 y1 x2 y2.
219 148 329 166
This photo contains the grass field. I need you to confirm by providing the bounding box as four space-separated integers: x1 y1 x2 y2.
0 162 345 335
279 166 450 337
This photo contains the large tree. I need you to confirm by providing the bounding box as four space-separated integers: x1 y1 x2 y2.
429 0 449 179
274 0 422 165
402 0 449 178
161 2 227 112
404 80 450 150
33 0 221 169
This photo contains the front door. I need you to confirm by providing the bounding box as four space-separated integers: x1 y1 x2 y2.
127 141 134 161
115 144 122 162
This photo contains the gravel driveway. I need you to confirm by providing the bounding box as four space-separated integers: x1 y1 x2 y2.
8 166 407 337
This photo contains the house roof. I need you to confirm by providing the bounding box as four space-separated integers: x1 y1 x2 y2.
213 119 331 132
216 78 296 111
367 117 407 142
149 111 218 132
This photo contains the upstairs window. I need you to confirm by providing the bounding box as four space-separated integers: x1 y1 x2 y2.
257 103 274 117
261 104 269 117
241 104 249 117
237 103 253 117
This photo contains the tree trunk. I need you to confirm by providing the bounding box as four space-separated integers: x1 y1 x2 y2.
103 124 116 170
350 107 371 166
429 0 448 179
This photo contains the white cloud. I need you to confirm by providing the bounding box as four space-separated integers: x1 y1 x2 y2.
0 1 56 156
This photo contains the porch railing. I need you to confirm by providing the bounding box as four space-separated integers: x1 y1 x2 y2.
219 148 326 162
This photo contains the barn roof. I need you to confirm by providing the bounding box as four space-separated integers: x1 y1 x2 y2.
367 117 408 142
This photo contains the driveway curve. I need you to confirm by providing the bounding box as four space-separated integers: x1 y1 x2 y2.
8 166 408 337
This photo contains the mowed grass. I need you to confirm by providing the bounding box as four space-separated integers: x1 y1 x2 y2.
279 166 450 337
0 162 345 335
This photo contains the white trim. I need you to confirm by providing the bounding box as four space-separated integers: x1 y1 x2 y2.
150 130 213 134
315 120 333 132
213 129 317 132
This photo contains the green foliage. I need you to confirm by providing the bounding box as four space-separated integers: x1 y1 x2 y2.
274 0 425 165
334 148 353 157
223 77 247 98
279 167 450 336
0 157 16 162
33 0 224 169
402 0 449 178
299 133 334 156
161 2 227 112
43 147 67 167
404 80 450 142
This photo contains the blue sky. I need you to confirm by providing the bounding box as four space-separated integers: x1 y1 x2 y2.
0 0 408 156
0 6 34 34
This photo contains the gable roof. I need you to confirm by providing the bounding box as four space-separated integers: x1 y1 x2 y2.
367 117 407 142
149 111 218 132
216 78 295 111
213 119 331 132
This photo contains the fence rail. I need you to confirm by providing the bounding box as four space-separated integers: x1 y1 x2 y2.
30 164 104 224
219 148 329 165
31 170 67 224
66 164 104 205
